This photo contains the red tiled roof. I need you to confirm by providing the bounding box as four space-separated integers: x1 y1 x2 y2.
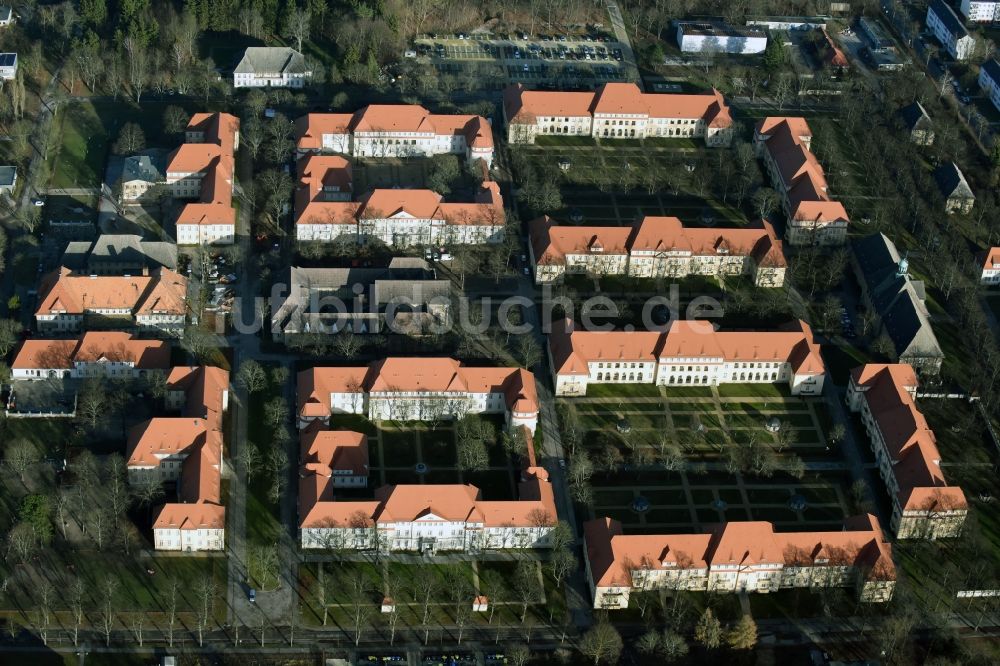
505 83 732 128
850 364 967 512
12 332 170 370
549 318 824 377
35 267 187 317
298 359 538 417
585 514 896 590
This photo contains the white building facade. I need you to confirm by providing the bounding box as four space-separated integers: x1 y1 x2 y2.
548 319 825 398
504 83 734 147
927 0 977 60
295 107 495 167
961 0 1000 22
298 359 539 435
675 23 768 54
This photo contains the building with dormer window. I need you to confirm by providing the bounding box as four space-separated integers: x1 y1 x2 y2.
584 515 896 609
529 215 786 286
503 83 733 147
295 105 494 167
11 332 170 380
124 367 230 552
299 425 556 553
846 364 967 539
297 358 538 434
548 318 824 397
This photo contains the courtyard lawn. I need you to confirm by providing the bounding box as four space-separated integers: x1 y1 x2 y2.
534 135 598 147
584 382 662 398
716 383 791 398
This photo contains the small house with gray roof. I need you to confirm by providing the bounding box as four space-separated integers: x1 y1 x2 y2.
234 47 312 89
934 162 975 214
115 152 166 201
899 102 934 146
851 233 944 374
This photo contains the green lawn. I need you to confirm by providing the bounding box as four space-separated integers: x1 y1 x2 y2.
716 383 790 398
534 135 598 147
49 99 212 189
584 383 663 398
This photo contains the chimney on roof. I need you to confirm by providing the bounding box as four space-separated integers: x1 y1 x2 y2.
896 255 909 278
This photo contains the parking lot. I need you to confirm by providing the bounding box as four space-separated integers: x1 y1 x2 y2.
413 34 630 85
7 377 79 417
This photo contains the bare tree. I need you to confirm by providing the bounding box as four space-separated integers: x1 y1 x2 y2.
129 612 145 647
580 621 624 665
195 574 217 646
4 439 39 486
69 577 85 646
239 441 262 486
284 8 311 52
98 576 119 646
238 360 268 393
123 37 150 103
166 577 180 648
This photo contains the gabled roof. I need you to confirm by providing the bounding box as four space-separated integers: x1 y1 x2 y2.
756 116 849 229
297 359 538 416
549 318 823 377
300 427 369 477
35 267 187 316
146 366 229 532
295 109 493 149
928 0 969 39
852 234 944 363
504 83 733 128
12 332 170 370
982 247 1000 271
934 162 974 201
584 514 896 590
850 364 966 512
153 502 225 530
530 215 786 267
900 102 932 132
234 47 309 75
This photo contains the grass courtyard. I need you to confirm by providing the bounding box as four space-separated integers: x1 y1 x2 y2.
563 382 857 535
326 412 522 501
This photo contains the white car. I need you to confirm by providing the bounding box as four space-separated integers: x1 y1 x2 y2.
32 199 44 207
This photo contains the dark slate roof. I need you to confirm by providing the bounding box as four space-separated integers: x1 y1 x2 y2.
852 233 944 363
929 0 969 39
900 102 932 132
234 47 309 75
121 154 165 183
61 234 178 272
983 58 1000 84
934 162 974 201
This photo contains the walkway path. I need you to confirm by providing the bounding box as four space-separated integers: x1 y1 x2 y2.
823 377 886 525
604 2 641 85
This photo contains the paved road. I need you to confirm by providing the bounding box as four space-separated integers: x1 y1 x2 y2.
605 1 641 85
